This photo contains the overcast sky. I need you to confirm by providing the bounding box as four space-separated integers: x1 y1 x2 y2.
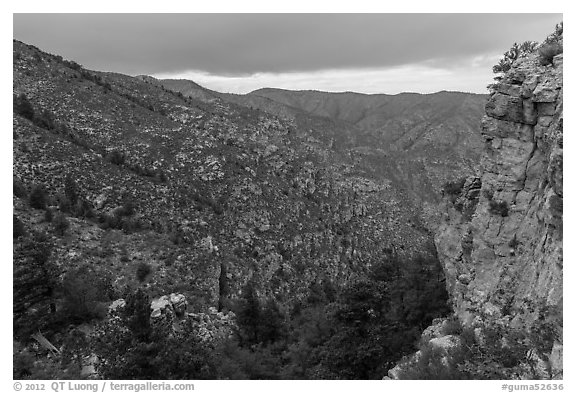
13 13 562 94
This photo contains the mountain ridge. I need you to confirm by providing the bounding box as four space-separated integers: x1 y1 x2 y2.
157 74 487 223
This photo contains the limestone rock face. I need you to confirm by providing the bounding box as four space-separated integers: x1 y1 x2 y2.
435 51 562 366
151 293 188 318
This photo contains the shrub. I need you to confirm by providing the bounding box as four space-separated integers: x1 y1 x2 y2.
13 178 28 199
508 235 519 250
60 265 114 323
544 22 563 45
538 43 563 66
442 178 466 197
488 200 509 217
29 185 48 209
136 262 152 282
13 93 34 120
13 215 26 239
74 198 95 219
164 252 176 267
99 213 120 230
116 200 135 217
394 341 465 380
441 316 464 336
43 208 54 223
57 194 72 213
106 150 125 165
492 41 538 76
120 246 130 263
64 175 79 206
442 178 466 204
52 213 70 236
33 109 56 130
121 217 142 234
482 188 494 201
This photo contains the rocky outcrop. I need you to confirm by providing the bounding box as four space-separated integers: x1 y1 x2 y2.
150 293 188 318
434 50 563 376
149 293 236 342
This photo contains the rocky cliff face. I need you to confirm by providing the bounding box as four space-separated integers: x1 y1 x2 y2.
433 49 563 376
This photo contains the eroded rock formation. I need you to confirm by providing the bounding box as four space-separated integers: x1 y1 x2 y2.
436 51 562 328
435 49 562 377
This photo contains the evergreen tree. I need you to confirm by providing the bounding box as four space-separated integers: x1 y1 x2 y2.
29 184 48 209
236 280 261 345
13 231 58 338
123 288 152 342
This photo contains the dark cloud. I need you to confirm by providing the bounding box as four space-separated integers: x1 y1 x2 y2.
13 14 561 76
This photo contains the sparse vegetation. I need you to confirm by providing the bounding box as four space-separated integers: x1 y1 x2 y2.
395 312 559 380
544 22 563 45
488 200 509 217
492 41 538 77
489 22 562 90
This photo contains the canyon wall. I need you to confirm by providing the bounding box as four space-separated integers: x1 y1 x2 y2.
387 47 563 379
436 50 562 328
435 49 563 376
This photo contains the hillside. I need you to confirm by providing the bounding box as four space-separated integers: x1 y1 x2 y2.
159 81 487 223
13 40 451 379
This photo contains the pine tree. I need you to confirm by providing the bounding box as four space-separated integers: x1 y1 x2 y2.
123 288 151 342
237 280 261 344
13 231 58 338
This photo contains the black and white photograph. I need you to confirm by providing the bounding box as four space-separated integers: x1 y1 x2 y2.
11 9 563 385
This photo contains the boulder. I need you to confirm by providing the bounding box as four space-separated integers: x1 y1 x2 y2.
169 293 188 316
150 295 172 318
151 293 189 318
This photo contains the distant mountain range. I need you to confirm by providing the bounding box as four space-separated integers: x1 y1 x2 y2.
158 79 488 217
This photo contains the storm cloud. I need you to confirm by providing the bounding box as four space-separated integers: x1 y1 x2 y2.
13 13 562 93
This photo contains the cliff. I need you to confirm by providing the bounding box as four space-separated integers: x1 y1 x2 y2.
437 51 563 326
387 45 563 379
